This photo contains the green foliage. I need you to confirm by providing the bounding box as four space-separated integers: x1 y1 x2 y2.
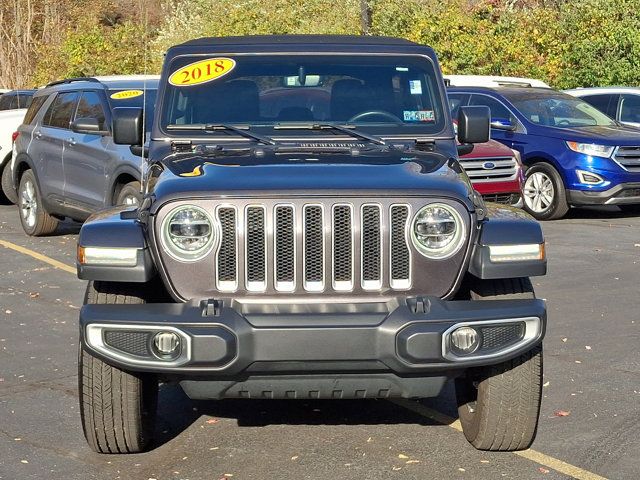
557 0 640 88
27 0 640 89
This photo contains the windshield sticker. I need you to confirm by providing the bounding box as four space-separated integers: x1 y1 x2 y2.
404 110 435 122
409 80 422 95
110 90 144 100
169 58 236 87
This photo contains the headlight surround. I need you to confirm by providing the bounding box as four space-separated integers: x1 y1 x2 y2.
161 205 216 261
411 203 465 259
566 141 614 158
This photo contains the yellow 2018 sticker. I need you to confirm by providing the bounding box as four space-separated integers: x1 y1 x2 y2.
110 90 144 100
169 58 236 87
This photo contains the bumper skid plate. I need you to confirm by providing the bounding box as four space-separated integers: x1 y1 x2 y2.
81 297 546 378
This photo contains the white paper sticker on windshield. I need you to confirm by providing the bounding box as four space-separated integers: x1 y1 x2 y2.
404 110 435 122
409 80 422 95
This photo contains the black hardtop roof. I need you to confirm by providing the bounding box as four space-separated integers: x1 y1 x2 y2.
179 34 419 47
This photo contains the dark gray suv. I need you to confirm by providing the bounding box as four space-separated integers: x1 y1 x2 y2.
10 76 158 236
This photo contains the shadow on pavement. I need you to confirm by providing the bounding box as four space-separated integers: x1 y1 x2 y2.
153 381 459 450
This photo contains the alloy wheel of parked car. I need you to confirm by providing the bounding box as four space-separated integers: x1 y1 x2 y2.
522 163 569 220
18 170 58 236
20 178 38 228
524 172 554 214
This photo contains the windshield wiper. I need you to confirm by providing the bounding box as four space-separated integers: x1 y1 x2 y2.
274 123 386 146
166 123 276 145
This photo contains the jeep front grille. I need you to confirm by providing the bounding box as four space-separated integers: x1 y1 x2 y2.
459 156 518 182
154 197 472 300
613 146 640 172
215 201 410 293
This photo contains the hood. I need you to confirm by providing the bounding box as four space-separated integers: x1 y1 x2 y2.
461 139 514 159
534 124 640 145
148 148 474 209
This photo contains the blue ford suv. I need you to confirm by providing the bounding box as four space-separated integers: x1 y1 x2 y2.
449 87 640 219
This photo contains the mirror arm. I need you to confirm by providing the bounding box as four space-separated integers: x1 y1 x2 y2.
457 144 474 156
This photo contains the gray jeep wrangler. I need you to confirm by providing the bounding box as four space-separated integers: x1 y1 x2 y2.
76 35 547 454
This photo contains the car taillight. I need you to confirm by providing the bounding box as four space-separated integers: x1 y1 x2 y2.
11 131 19 143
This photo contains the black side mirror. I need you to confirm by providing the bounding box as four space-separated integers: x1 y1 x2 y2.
490 117 517 131
457 106 490 144
113 107 143 145
71 117 109 136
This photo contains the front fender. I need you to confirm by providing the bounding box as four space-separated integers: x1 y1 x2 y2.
469 204 546 279
77 206 156 282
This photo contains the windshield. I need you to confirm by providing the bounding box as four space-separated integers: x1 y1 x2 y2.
107 88 157 128
160 54 446 136
508 92 616 128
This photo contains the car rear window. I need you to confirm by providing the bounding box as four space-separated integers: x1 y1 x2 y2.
23 95 50 125
43 92 80 129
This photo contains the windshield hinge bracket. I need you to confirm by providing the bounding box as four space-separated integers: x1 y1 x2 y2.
171 140 193 152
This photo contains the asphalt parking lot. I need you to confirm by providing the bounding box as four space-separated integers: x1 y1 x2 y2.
0 204 638 480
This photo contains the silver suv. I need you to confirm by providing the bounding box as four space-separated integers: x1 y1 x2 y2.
10 76 158 236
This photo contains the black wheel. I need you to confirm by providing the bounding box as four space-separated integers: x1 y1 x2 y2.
18 169 58 236
455 277 543 451
79 281 160 454
1 161 17 204
522 162 569 220
115 181 142 207
618 204 640 214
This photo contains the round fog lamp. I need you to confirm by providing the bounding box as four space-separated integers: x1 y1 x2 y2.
450 326 480 355
152 331 181 359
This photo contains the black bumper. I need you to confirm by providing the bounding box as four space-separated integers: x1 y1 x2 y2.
80 297 546 378
568 183 640 206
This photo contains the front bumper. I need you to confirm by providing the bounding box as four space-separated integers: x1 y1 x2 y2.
567 182 640 205
80 297 546 377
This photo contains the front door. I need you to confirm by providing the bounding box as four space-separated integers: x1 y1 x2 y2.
36 91 79 210
62 90 112 212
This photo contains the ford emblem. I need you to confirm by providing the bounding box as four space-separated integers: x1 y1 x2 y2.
483 162 496 170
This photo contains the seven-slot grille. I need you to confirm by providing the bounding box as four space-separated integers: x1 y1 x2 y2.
214 202 412 293
458 156 518 182
613 146 640 172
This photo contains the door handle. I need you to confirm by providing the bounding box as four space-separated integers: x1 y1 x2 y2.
34 131 42 139
66 138 76 146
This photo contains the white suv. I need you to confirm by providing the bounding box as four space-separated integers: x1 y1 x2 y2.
565 87 640 129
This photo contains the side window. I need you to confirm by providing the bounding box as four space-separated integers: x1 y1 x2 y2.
17 94 33 109
469 94 512 121
620 94 640 123
581 94 618 118
23 95 50 125
447 93 469 118
75 91 107 130
0 95 11 110
43 92 79 129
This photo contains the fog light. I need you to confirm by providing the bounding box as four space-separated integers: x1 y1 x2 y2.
152 331 181 359
450 326 480 355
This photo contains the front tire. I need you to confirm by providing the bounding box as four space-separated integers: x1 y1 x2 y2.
79 281 159 453
455 278 543 451
18 169 58 236
523 163 569 220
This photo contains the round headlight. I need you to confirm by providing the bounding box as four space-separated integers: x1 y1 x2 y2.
411 203 465 259
161 205 215 261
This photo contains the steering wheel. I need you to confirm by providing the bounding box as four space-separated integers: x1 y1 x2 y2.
348 110 403 123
